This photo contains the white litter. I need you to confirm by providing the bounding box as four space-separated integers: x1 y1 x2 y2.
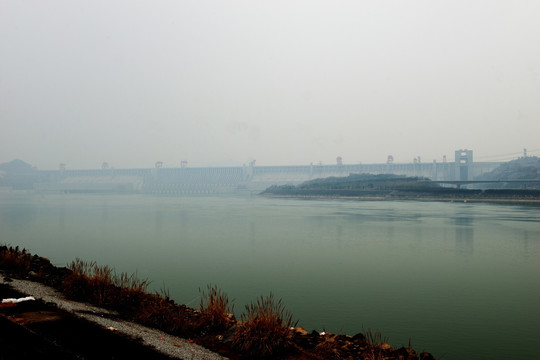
2 296 36 303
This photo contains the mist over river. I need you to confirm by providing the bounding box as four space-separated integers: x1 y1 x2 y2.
1 192 539 360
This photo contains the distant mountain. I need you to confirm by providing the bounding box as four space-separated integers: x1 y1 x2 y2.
0 159 37 172
476 156 539 180
475 156 540 189
0 159 38 189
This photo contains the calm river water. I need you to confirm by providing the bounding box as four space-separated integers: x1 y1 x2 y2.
1 193 539 359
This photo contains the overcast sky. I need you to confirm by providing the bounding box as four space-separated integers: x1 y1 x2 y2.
1 1 539 169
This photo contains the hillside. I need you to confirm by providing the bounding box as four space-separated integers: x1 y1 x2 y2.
262 174 435 194
0 159 36 173
0 159 38 190
260 173 540 201
475 156 540 189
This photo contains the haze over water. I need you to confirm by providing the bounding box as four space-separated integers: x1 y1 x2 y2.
1 193 538 360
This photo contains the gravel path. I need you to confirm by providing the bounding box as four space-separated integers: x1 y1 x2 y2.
0 276 226 360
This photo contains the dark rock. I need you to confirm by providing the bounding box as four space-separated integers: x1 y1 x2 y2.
420 351 436 360
393 346 418 360
352 332 367 344
294 325 309 336
334 334 351 342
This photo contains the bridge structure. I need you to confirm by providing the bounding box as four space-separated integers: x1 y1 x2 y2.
34 150 503 195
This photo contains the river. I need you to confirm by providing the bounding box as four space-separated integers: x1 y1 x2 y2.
1 192 538 360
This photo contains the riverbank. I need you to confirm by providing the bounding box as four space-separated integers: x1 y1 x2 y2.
0 276 222 360
1 246 436 359
259 193 540 204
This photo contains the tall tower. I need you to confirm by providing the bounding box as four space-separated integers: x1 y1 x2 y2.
455 149 473 181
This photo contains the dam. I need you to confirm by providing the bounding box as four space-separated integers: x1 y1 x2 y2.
30 150 501 195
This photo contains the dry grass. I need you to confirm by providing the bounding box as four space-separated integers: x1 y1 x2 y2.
62 260 201 335
0 245 32 275
313 334 343 359
364 327 389 347
199 284 235 332
362 351 387 360
62 258 150 309
135 291 188 334
114 271 151 313
362 328 393 360
233 293 297 358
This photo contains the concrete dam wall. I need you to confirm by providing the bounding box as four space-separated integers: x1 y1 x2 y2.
32 161 501 195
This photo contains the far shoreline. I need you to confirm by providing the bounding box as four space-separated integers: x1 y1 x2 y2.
259 193 540 205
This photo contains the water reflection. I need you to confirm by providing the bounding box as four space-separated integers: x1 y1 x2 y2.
56 203 66 229
154 210 163 238
386 225 395 243
1 206 37 230
101 203 109 224
520 230 538 257
454 215 474 254
384 210 395 243
249 221 256 247
335 224 342 247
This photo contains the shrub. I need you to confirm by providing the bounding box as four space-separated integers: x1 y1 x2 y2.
199 284 235 332
0 245 32 276
313 334 342 359
62 259 99 302
115 272 151 313
134 287 204 336
233 293 296 358
62 258 149 309
136 292 184 333
364 327 389 347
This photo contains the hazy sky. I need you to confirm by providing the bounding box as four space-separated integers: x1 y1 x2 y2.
1 1 539 169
